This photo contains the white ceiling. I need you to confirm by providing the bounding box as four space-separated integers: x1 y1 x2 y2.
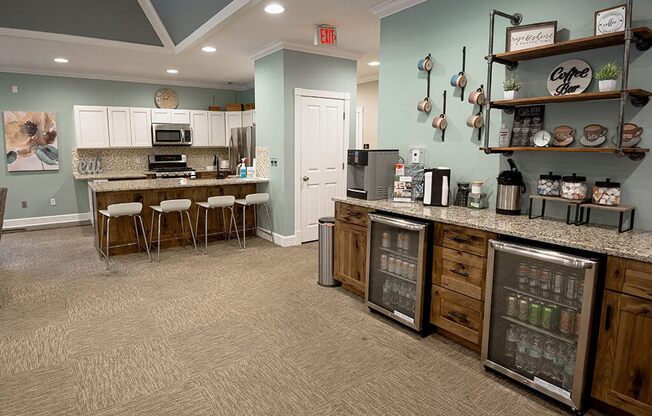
0 0 384 90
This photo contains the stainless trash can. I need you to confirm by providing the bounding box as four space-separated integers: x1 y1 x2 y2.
318 217 339 287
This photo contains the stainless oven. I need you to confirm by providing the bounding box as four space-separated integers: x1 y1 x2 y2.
152 124 192 146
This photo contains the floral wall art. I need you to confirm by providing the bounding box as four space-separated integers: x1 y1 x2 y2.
4 111 59 171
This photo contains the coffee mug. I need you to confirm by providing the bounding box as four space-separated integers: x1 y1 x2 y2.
466 113 484 129
623 123 643 140
450 72 467 88
554 125 576 142
418 57 433 72
432 114 448 130
468 88 486 105
584 124 608 141
417 98 432 113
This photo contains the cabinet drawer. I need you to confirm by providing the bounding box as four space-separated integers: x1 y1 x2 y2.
438 224 491 257
430 285 483 345
434 247 486 300
335 202 371 228
606 257 652 301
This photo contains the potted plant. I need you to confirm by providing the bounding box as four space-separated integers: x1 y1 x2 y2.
503 75 522 100
595 62 621 92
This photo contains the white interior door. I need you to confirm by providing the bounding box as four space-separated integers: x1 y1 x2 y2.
300 96 345 242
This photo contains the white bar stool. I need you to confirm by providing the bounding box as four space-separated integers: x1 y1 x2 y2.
195 195 242 253
234 193 273 248
98 202 150 269
149 199 197 261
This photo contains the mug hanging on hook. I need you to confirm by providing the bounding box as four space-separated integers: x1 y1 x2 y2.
417 97 432 113
450 71 467 88
418 55 433 72
468 86 486 105
432 114 448 130
466 112 484 129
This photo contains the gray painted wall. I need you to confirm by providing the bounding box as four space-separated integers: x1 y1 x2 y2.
0 72 241 221
379 0 652 230
255 50 357 236
241 88 255 104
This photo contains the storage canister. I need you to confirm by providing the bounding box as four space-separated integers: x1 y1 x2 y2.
467 193 488 209
561 173 588 200
592 178 621 206
536 172 561 197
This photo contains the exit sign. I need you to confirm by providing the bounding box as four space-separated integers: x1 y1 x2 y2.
315 25 337 46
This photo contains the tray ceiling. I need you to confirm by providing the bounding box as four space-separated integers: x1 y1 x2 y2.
151 0 235 45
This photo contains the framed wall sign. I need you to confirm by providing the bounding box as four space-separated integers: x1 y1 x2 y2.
506 21 557 52
547 59 592 96
595 4 627 36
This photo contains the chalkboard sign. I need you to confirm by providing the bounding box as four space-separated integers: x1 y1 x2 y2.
547 59 592 96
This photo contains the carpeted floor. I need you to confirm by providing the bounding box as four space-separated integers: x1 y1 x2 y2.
0 226 583 415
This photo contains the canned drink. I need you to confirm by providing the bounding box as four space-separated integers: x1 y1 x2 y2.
559 308 576 334
552 272 564 301
517 264 529 290
539 269 552 299
408 263 416 280
528 266 540 295
388 256 396 273
541 305 554 330
518 298 529 321
575 278 584 305
395 259 403 276
402 260 410 278
380 254 388 270
549 305 559 331
574 311 581 337
402 233 410 251
382 231 391 248
528 301 541 326
396 232 404 249
507 295 518 317
565 276 578 302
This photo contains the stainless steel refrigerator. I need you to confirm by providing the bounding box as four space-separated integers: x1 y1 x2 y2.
229 126 256 174
481 240 599 412
366 213 430 331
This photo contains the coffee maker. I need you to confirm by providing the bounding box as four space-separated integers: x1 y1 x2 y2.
423 167 451 207
346 149 399 200
496 158 526 215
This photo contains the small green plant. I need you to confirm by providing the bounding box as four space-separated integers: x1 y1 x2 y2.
595 62 621 81
503 75 522 91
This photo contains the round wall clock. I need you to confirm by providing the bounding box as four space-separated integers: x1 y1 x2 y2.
154 88 178 109
533 130 553 147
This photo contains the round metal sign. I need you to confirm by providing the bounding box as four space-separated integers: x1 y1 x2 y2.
547 59 592 96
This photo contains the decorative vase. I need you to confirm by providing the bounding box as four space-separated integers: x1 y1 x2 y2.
504 90 518 100
598 79 618 92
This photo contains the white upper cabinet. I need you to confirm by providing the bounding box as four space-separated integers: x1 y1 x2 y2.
130 108 152 147
107 107 132 147
208 111 227 147
171 109 191 124
74 106 110 148
225 111 243 142
242 110 255 127
151 108 170 123
190 110 210 147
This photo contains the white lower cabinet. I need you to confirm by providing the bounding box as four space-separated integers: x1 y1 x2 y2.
191 111 210 147
130 108 152 147
208 111 227 147
74 106 110 148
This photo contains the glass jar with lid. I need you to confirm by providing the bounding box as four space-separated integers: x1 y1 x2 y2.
536 172 561 197
561 173 588 200
592 178 621 206
467 193 488 209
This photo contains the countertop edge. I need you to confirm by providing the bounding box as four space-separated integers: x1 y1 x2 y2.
90 178 269 193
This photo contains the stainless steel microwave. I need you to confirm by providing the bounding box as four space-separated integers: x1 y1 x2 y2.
152 124 192 146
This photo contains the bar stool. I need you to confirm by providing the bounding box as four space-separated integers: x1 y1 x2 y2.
98 202 151 269
195 196 242 253
234 193 273 248
149 199 197 261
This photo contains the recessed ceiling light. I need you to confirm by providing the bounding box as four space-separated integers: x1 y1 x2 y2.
368 61 380 67
54 58 69 63
202 46 217 53
264 3 284 14
166 69 179 74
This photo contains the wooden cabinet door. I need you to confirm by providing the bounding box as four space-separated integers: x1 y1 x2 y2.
208 111 227 147
129 108 152 147
74 106 109 148
107 107 132 147
593 290 652 415
190 111 210 147
334 220 367 296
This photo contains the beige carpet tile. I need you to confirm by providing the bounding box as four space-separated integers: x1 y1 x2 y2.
95 379 214 416
0 279 65 307
0 297 68 333
0 363 76 416
72 338 187 414
198 352 326 416
67 285 144 323
67 307 165 358
308 400 360 416
0 324 67 377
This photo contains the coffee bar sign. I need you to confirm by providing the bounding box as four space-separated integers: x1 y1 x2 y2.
547 59 592 96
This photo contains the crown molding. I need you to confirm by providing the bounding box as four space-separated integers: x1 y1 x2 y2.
368 0 426 19
249 40 364 62
0 67 252 91
239 82 255 91
137 0 175 51
357 74 379 84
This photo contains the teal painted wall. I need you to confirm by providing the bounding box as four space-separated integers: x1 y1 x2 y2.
0 72 240 221
241 88 255 103
379 0 652 230
255 50 357 236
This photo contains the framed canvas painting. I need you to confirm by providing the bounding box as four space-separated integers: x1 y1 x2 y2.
4 111 59 171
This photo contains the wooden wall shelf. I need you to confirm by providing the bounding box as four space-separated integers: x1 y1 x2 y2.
490 27 652 65
481 147 648 160
490 89 652 109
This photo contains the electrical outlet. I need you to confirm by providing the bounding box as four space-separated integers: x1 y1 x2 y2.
50 198 56 206
271 158 278 167
11 85 18 94
21 201 27 208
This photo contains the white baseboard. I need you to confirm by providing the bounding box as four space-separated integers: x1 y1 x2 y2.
3 212 91 231
256 227 298 247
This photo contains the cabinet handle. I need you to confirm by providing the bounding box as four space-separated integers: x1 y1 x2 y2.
450 236 473 244
447 311 469 323
450 269 469 278
605 304 612 331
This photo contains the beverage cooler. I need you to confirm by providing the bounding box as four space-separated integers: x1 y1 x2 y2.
366 213 429 331
481 240 599 412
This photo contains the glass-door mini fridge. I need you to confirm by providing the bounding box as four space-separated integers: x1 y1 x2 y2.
482 240 599 412
366 213 429 331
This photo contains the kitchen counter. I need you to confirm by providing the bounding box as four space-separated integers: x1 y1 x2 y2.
90 177 269 193
333 197 652 263
73 171 149 180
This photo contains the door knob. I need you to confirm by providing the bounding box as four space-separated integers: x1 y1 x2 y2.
303 176 309 182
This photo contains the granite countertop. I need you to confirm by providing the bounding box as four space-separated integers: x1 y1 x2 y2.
333 197 652 263
90 177 269 193
73 171 149 180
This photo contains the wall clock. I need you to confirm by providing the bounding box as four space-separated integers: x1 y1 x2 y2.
155 88 178 109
